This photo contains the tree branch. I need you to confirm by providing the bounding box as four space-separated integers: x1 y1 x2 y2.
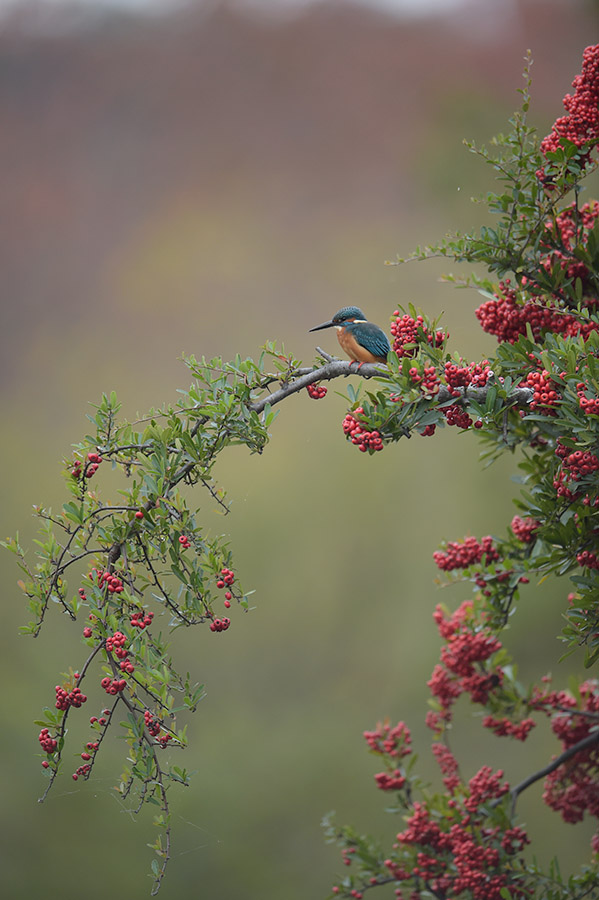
249 354 534 414
510 729 599 816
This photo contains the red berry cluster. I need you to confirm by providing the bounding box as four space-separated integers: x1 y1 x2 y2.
89 708 111 727
576 380 599 415
342 407 384 452
306 383 328 399
433 536 499 571
73 741 100 781
554 440 599 499
432 742 461 792
465 765 510 812
475 279 599 345
539 202 599 295
332 882 363 899
216 566 235 606
426 602 502 731
178 534 191 549
130 610 153 629
443 404 473 429
144 709 161 737
38 727 57 754
106 631 135 674
390 311 447 358
55 680 87 710
531 679 599 825
539 45 599 172
144 710 172 748
444 359 491 395
100 676 127 695
106 630 127 655
511 515 540 543
364 720 412 758
89 567 124 593
392 764 522 900
353 720 533 900
216 567 235 589
576 550 599 569
476 281 558 343
71 735 100 780
374 769 406 792
71 451 103 480
210 616 231 633
341 847 357 867
409 365 439 396
482 715 536 741
520 369 559 412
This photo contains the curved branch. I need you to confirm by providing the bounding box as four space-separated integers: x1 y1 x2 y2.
510 729 599 816
249 354 534 414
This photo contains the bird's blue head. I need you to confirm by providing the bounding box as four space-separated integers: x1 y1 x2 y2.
309 306 367 332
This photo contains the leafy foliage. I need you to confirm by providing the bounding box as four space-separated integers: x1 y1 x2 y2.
321 48 599 900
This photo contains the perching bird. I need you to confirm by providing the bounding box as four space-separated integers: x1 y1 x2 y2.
309 306 390 366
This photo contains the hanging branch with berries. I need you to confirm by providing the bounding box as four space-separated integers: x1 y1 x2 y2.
321 46 599 900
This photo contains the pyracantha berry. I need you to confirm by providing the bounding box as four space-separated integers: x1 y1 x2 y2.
342 407 384 452
38 728 58 754
55 684 87 710
130 610 154 629
306 383 327 399
390 311 447 357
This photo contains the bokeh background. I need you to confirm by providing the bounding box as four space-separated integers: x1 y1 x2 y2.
2 0 599 896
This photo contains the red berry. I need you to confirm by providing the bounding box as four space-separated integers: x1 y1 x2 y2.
135 510 144 519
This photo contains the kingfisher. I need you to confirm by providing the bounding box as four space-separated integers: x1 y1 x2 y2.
309 306 390 367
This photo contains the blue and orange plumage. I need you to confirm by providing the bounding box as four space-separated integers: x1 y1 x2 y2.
309 306 390 366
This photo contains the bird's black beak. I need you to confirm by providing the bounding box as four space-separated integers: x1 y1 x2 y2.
309 319 335 332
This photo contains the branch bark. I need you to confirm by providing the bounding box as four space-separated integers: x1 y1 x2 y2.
250 352 534 413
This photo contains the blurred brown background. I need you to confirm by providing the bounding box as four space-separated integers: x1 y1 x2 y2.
2 1 599 897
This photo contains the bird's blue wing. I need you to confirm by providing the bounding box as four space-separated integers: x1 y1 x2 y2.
355 321 390 357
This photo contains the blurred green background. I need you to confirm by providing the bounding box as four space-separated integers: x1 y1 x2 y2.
2 1 599 897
